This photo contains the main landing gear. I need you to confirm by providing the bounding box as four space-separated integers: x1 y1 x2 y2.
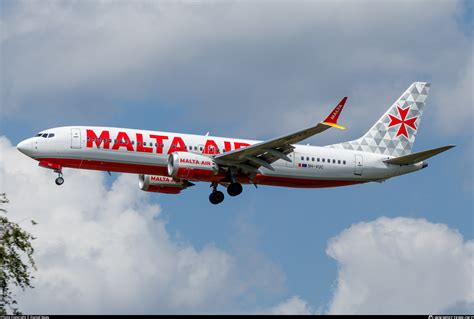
209 183 224 205
55 170 64 186
209 181 243 204
227 182 243 197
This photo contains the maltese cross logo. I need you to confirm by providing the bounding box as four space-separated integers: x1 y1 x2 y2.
388 106 418 138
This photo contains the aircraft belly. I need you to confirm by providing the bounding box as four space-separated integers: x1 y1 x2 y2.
35 148 169 175
261 165 362 180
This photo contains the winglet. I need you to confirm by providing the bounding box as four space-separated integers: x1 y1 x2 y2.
322 97 347 130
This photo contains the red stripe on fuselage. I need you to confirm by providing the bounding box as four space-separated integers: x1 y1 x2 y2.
39 157 169 175
36 157 365 188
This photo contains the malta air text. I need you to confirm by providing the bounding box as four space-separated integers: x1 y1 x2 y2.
180 158 214 166
150 176 173 182
86 129 250 155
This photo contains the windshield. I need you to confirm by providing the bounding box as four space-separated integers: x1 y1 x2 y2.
35 133 55 138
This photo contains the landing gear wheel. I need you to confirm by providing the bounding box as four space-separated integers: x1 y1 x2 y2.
55 176 64 186
55 169 64 186
209 191 224 205
227 182 243 197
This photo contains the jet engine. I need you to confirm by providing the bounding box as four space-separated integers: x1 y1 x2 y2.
138 174 194 194
167 152 218 180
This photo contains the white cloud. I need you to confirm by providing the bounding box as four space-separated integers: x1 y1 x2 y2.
326 217 474 314
1 1 471 139
263 295 313 315
434 54 473 134
0 136 286 314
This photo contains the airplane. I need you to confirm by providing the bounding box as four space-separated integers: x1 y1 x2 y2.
17 82 454 204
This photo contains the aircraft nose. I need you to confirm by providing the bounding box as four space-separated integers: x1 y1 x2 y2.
17 139 34 156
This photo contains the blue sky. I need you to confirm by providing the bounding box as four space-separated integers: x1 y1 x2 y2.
0 0 472 314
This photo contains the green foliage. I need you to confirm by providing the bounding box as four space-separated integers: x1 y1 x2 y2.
0 193 37 315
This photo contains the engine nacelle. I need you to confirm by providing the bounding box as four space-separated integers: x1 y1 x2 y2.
167 152 218 180
138 174 193 194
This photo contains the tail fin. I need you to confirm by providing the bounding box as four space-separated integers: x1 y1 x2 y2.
329 82 430 157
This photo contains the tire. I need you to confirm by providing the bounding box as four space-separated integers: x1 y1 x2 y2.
227 182 243 197
209 190 224 204
55 176 64 185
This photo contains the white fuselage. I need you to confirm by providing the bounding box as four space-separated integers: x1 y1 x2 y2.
17 126 424 188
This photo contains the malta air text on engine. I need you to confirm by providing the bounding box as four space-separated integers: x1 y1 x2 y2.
150 175 174 182
86 129 250 155
180 158 213 166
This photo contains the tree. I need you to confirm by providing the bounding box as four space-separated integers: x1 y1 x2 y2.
0 193 37 315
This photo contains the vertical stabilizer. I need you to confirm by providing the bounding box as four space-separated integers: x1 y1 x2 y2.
329 82 430 157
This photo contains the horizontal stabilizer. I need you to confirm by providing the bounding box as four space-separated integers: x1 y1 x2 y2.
384 145 455 165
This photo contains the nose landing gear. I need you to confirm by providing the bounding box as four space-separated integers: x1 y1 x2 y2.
38 161 64 186
55 170 64 186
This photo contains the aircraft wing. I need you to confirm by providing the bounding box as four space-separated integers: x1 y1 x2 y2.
214 97 348 174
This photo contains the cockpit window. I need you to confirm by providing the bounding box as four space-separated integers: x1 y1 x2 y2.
36 132 55 138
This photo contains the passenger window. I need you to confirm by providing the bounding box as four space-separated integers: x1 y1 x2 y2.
306 157 309 161
312 157 315 162
333 159 336 164
322 159 325 162
301 156 304 160
317 158 320 162
109 139 112 143
200 147 203 151
343 160 346 165
132 141 135 145
327 159 330 163
172 145 176 149
194 146 197 151
338 160 341 164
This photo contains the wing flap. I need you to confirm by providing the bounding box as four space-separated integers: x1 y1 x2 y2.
384 145 455 165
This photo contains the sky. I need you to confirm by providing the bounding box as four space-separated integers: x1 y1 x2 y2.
0 0 473 314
